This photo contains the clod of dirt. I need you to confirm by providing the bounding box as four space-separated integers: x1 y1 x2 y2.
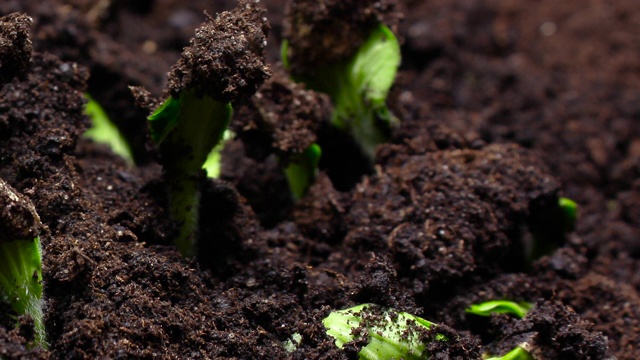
346 141 559 298
0 13 32 85
508 301 608 360
0 177 41 243
234 71 332 161
167 0 272 103
284 0 400 75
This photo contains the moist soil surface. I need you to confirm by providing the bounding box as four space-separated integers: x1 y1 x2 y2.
0 0 639 359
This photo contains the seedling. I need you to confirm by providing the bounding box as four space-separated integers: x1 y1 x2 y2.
83 94 135 165
466 300 533 319
558 197 578 232
0 178 46 348
283 143 321 200
485 346 534 360
323 303 446 360
149 90 233 257
143 0 270 257
528 196 579 262
284 23 401 160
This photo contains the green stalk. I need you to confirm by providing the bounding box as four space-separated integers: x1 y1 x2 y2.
0 237 46 347
149 90 232 257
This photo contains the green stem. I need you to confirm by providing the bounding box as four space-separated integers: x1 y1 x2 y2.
0 237 46 348
168 176 200 258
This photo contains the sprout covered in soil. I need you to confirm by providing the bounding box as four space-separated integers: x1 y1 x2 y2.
0 178 46 348
140 0 271 257
466 300 533 319
283 0 401 160
323 303 446 360
0 13 33 84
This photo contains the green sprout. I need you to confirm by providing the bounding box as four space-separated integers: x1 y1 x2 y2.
0 178 46 348
284 23 401 160
283 143 321 201
323 303 446 360
485 346 534 360
144 0 270 258
558 197 577 232
466 300 533 319
83 94 134 165
283 332 302 353
148 90 233 257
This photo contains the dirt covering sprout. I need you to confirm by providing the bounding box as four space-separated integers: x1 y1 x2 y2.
283 142 322 200
0 178 46 348
84 94 135 165
466 300 533 319
283 23 400 160
323 303 447 360
137 0 270 257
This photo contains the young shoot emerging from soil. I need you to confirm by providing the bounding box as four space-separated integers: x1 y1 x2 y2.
0 178 46 348
486 346 534 360
323 303 446 360
84 94 134 165
283 0 401 161
139 0 271 257
466 300 533 319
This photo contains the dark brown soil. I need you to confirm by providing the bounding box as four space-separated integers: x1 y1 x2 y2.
0 0 639 359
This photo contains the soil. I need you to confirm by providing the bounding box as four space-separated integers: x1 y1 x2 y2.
0 0 639 359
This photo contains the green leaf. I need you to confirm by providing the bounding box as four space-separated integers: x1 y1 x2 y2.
83 94 134 165
284 143 322 201
291 24 401 160
0 237 47 348
466 300 533 319
148 95 181 144
323 304 444 360
485 346 534 360
351 24 401 112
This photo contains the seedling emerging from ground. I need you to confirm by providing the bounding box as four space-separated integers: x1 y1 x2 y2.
528 196 579 262
558 197 578 232
323 303 446 360
284 143 321 200
466 300 533 319
283 23 401 160
83 94 134 165
486 346 534 360
0 178 46 347
140 0 270 257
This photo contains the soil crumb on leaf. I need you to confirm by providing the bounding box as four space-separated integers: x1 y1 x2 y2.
284 0 400 75
0 13 32 85
167 0 272 103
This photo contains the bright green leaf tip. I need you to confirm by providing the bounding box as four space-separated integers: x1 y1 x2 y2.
323 304 444 360
466 300 533 319
203 129 235 179
83 94 134 165
0 237 47 348
284 143 322 201
558 197 578 231
148 95 181 144
485 346 534 360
